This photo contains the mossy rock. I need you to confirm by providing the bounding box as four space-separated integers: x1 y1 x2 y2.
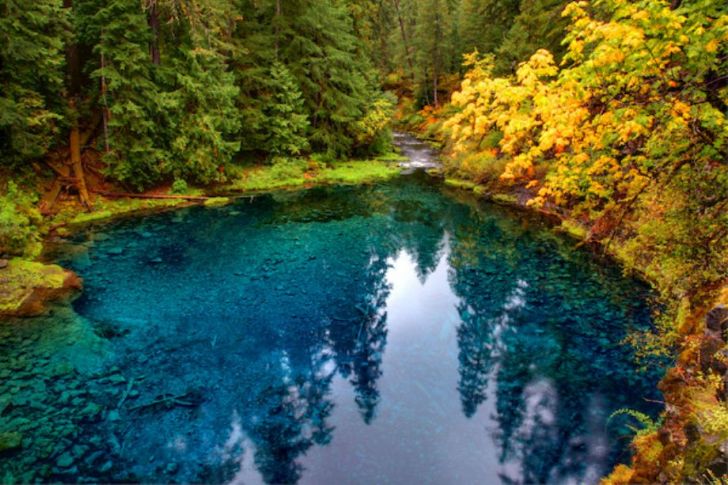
0 259 82 317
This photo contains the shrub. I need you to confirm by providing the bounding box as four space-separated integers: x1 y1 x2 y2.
171 178 189 194
0 181 42 257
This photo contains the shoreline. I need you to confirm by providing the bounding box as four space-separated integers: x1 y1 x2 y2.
423 133 728 483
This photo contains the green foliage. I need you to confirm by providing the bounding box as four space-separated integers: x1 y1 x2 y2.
495 0 569 74
458 0 521 58
171 178 189 194
265 62 310 156
0 182 42 258
353 91 397 155
164 40 241 184
0 0 67 167
92 0 165 189
608 408 663 437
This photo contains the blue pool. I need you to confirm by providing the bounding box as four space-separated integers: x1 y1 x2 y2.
0 172 663 484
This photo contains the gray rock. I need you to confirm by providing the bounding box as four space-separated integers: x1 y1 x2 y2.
0 259 8 269
706 305 728 336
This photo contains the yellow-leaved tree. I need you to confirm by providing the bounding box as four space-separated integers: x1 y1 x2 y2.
443 0 727 298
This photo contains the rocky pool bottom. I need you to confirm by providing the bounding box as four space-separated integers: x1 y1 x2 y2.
0 173 665 484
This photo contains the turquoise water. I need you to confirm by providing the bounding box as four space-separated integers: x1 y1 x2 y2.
0 172 663 484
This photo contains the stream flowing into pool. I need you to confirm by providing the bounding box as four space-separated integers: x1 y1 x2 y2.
0 135 665 484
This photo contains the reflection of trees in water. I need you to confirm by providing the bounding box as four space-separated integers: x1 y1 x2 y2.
236 183 453 482
327 254 391 425
446 207 660 484
247 352 336 484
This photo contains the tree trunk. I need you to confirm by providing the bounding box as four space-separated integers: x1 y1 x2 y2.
274 0 281 58
63 0 93 210
69 101 92 210
100 51 110 152
433 70 439 107
148 2 161 65
392 0 415 78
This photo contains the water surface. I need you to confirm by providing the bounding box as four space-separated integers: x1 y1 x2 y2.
0 166 663 484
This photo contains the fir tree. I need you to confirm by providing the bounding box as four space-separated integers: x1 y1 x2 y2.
413 0 453 106
92 0 165 189
0 0 67 167
264 62 309 156
162 0 241 183
457 0 520 58
495 0 569 74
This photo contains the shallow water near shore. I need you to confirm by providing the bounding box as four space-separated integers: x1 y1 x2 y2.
0 160 665 484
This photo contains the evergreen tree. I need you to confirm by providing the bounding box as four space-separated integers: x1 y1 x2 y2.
495 0 569 74
162 0 241 183
458 0 520 58
282 0 375 156
413 0 453 106
0 0 67 167
264 62 309 156
92 0 165 189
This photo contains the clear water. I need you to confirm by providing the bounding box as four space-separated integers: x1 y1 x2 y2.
0 171 664 484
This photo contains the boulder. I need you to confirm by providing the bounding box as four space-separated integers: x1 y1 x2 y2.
706 305 728 337
0 260 82 318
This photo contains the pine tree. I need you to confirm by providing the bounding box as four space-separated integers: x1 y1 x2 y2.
282 0 375 157
0 0 67 167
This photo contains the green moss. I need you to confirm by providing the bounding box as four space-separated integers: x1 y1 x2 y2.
473 186 488 196
70 210 114 225
376 151 408 162
226 158 400 193
55 198 186 227
318 159 400 185
203 197 231 207
444 178 477 190
0 259 68 314
559 219 588 240
492 193 520 205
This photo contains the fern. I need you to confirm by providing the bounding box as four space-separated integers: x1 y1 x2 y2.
608 408 662 436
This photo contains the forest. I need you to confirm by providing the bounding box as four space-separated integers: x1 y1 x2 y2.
0 0 727 483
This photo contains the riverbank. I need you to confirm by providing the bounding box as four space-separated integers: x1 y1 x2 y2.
0 156 404 318
421 134 728 482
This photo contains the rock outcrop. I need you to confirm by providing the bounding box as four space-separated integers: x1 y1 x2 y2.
0 259 82 318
